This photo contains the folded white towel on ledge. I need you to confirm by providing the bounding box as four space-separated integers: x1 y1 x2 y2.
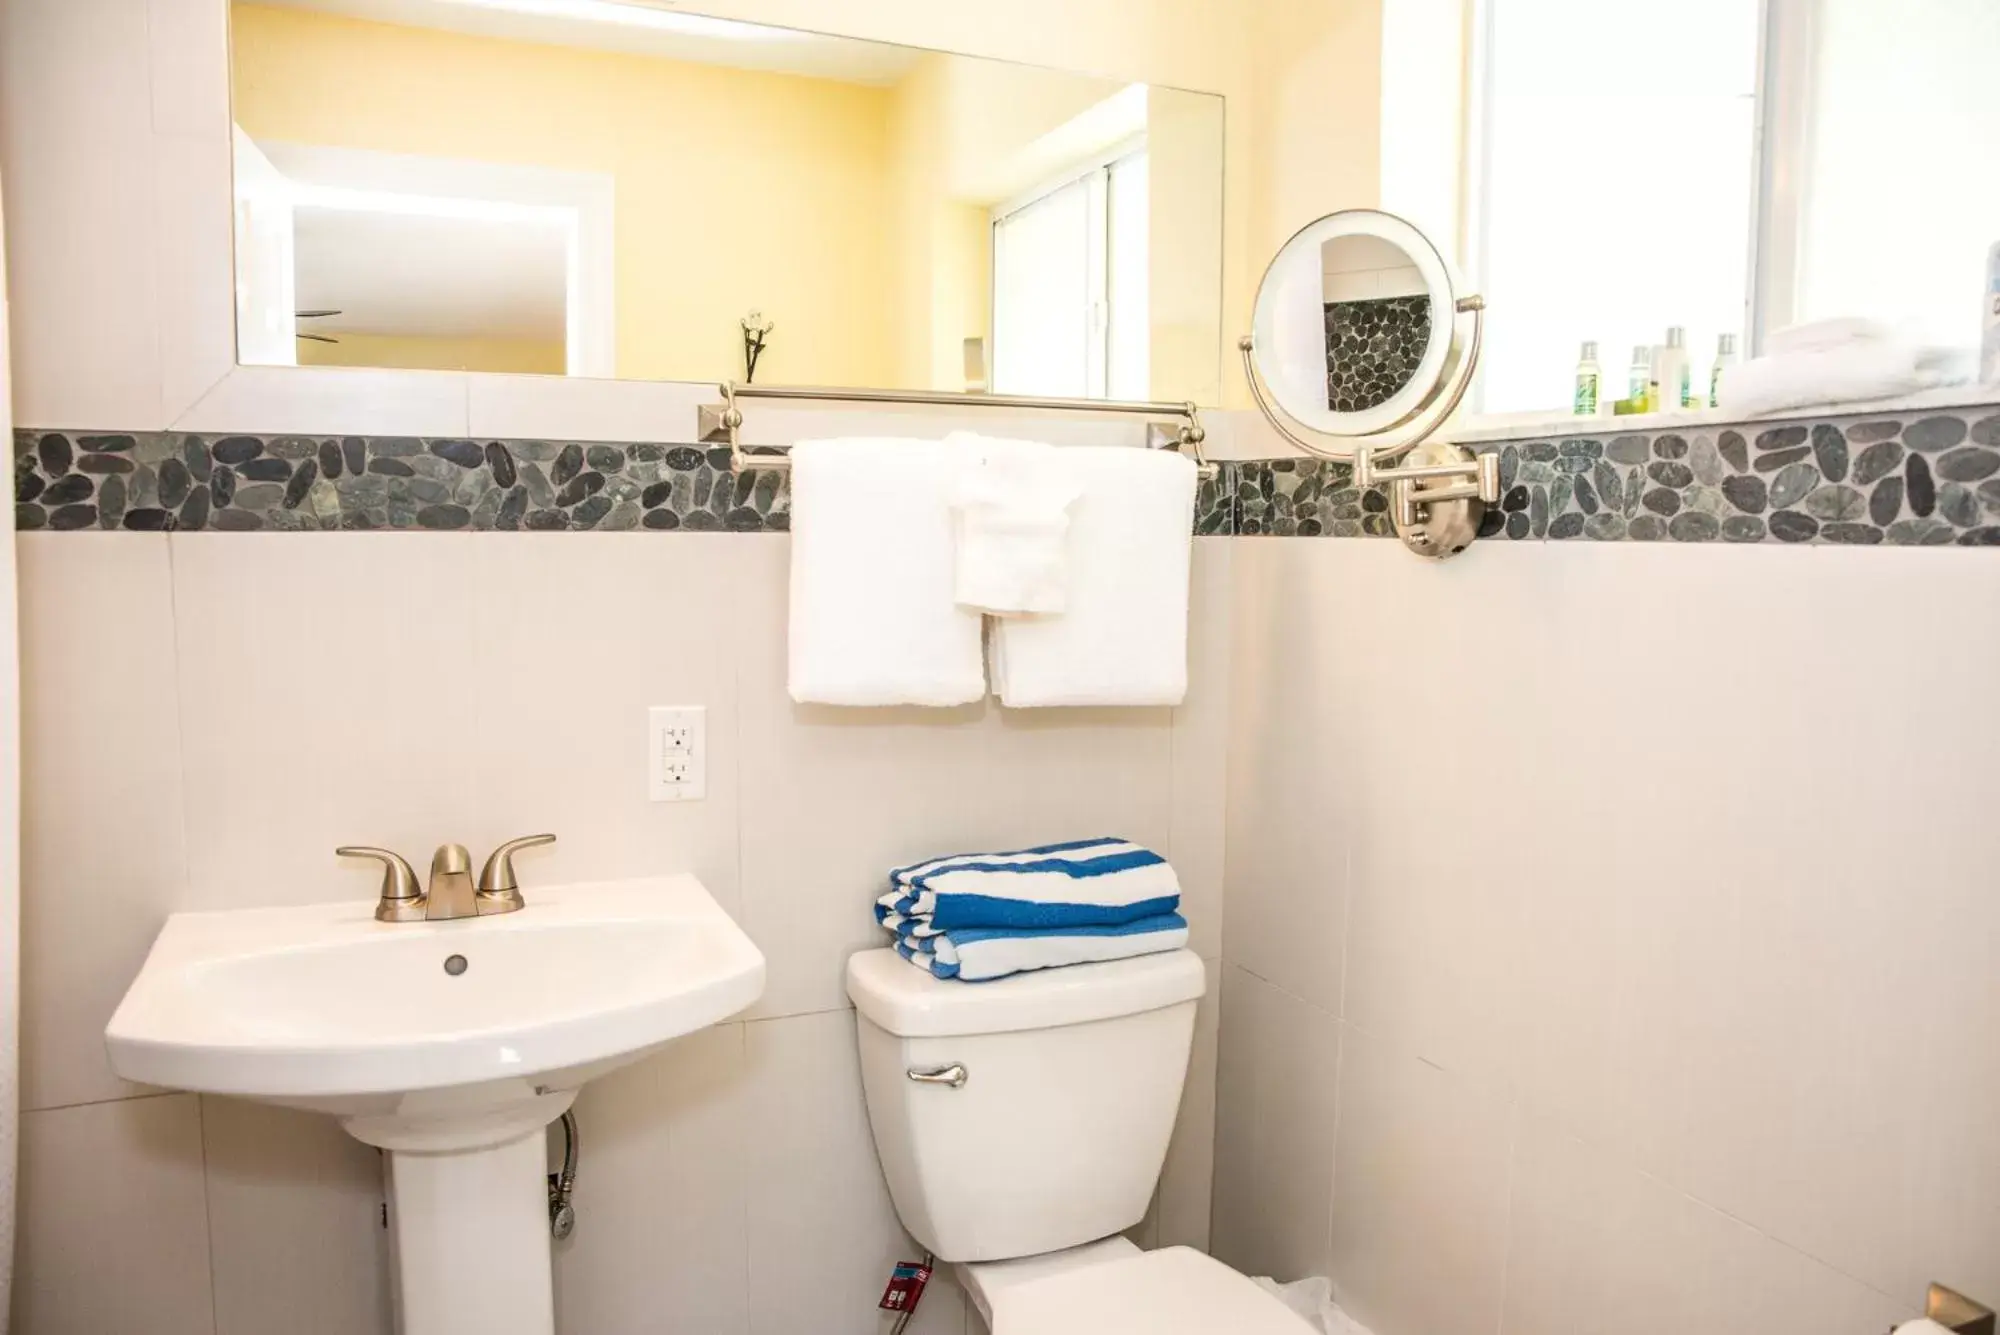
1715 341 1970 416
894 912 1190 982
949 432 1081 617
1765 317 1896 356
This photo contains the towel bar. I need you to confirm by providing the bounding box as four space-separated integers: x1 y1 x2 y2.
697 381 1216 478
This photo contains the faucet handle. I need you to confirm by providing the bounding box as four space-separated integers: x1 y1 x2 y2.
477 833 555 912
337 846 424 922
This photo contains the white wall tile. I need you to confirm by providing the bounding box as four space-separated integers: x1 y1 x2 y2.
170 533 483 908
1323 545 1549 1088
202 1097 391 1335
1209 965 1340 1284
1327 1023 1516 1335
1501 1114 1907 1335
11 1094 215 1335
983 707 1175 855
1225 538 2000 1331
740 1011 960 1335
172 367 470 437
1171 539 1233 960
17 535 186 1110
1155 957 1222 1252
0 0 163 429
1222 540 1350 1014
556 1023 751 1335
465 535 741 911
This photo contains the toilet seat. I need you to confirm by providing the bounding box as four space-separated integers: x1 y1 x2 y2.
985 1246 1312 1335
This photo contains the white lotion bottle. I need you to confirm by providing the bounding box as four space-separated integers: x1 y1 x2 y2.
1710 333 1737 407
1656 326 1691 411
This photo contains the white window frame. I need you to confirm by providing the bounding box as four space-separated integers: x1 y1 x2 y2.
988 136 1149 400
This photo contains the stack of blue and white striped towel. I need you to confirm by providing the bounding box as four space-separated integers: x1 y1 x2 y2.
876 836 1189 982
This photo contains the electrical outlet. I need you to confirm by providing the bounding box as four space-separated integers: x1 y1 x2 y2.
648 706 706 802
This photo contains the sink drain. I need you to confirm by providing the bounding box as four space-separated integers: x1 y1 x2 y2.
443 954 468 976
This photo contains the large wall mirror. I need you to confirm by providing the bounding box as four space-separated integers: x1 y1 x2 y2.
226 0 1227 406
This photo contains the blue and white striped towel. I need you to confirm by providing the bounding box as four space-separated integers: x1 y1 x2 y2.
876 836 1180 932
895 913 1190 982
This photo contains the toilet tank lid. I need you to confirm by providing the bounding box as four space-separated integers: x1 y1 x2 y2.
845 949 1206 1038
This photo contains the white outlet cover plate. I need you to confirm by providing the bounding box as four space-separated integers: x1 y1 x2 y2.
648 705 705 802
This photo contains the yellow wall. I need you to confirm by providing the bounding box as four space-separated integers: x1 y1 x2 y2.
231 3 897 386
296 330 565 374
885 55 1000 393
681 0 1385 408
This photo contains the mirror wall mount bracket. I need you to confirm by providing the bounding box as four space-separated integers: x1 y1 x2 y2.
697 381 1216 478
1239 292 1498 560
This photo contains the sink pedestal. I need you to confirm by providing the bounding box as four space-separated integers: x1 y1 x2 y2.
347 1088 578 1335
388 1134 555 1335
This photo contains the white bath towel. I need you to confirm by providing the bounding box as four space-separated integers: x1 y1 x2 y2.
948 432 1081 616
1715 341 1966 416
989 447 1197 708
787 437 985 707
1765 317 1895 356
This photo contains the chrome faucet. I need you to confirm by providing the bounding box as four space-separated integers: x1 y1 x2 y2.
337 835 555 923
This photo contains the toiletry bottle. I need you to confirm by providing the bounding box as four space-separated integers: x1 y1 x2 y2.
1574 340 1602 416
1710 333 1737 407
1657 326 1691 410
1628 346 1652 411
1983 240 2000 385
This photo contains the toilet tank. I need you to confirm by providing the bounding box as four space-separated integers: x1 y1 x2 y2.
846 948 1206 1264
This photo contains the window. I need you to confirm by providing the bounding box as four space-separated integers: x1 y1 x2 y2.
1779 0 2000 346
1471 0 2000 414
990 149 1150 400
1472 0 1760 414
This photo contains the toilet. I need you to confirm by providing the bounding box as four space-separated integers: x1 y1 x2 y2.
846 948 1310 1334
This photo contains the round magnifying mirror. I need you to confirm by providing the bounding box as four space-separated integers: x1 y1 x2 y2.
1248 209 1459 440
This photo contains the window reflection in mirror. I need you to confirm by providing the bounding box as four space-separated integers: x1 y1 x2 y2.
227 1 1225 404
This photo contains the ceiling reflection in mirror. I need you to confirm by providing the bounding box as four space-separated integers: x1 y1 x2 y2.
228 0 1226 404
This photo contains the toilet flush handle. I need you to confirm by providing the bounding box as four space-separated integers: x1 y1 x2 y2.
907 1063 968 1089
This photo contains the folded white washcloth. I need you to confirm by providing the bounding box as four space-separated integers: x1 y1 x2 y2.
787 437 986 707
989 447 1197 708
948 432 1081 616
1715 341 1964 416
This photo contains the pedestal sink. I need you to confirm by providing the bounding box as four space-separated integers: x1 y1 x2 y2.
105 874 764 1335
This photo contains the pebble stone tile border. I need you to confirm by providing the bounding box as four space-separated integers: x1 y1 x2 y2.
1231 406 2000 545
15 404 2000 545
11 430 1239 537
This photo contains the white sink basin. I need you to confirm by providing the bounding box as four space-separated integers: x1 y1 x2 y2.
105 873 764 1335
107 874 763 1110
